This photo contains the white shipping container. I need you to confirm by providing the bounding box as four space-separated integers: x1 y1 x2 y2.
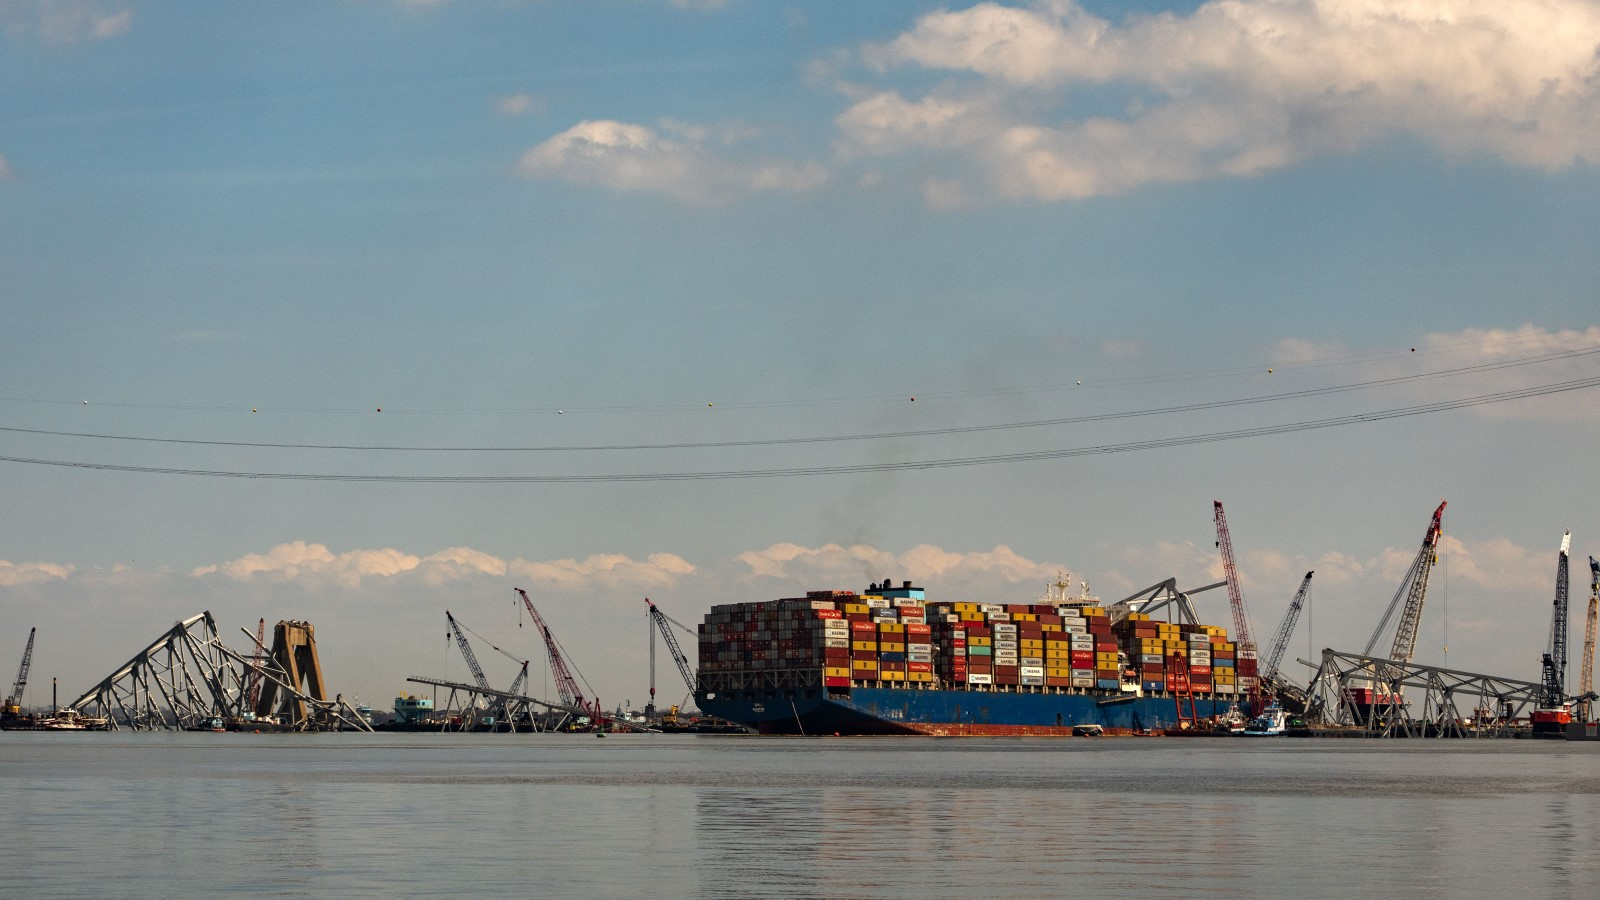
968 673 994 684
1061 617 1087 628
992 622 1018 633
1065 626 1087 635
892 597 921 608
907 643 933 654
824 637 850 649
907 652 933 663
993 639 1018 650
1020 657 1044 667
865 597 890 609
1019 666 1045 677
988 612 1012 622
1070 676 1096 687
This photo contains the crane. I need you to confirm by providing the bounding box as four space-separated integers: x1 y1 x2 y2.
1212 501 1260 711
645 598 697 719
1262 571 1314 687
4 627 36 717
1532 532 1573 735
1580 556 1599 723
445 610 492 693
244 618 267 714
1363 500 1447 666
514 588 593 718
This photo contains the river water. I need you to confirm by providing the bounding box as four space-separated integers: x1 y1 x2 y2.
2 732 1596 898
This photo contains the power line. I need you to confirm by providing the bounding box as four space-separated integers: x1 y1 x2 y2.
2 332 1593 416
1 374 1594 483
3 343 1594 453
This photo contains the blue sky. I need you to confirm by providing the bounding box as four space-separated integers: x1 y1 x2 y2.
2 0 1598 713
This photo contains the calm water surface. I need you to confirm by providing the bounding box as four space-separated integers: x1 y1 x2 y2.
2 732 1596 898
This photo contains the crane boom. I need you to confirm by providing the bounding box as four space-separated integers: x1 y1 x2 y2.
1212 501 1257 654
5 627 35 709
445 611 492 692
1363 501 1447 664
1213 501 1261 711
647 598 696 695
245 618 267 712
1263 572 1314 684
1538 532 1572 710
514 588 588 711
1581 556 1599 723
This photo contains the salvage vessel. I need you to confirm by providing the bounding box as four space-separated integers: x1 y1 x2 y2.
695 578 1256 735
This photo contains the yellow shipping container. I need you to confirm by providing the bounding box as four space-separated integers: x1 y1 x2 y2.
1047 667 1072 678
882 670 906 681
1020 638 1044 650
851 640 876 652
879 642 906 653
852 662 879 672
908 672 936 683
843 603 869 614
1095 652 1119 664
1047 649 1070 660
1041 623 1062 633
969 637 992 646
1127 613 1149 622
953 602 979 613
824 667 851 678
878 622 905 633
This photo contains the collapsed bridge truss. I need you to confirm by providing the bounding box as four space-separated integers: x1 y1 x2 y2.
1301 648 1547 737
66 612 371 732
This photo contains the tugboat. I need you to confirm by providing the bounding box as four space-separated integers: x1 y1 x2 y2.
1242 704 1287 736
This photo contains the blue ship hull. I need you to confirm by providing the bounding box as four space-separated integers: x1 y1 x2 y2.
697 686 1239 735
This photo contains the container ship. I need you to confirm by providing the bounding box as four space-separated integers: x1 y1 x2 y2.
695 578 1254 735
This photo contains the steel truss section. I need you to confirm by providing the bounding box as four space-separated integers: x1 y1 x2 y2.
404 675 623 733
1108 577 1227 625
1302 648 1545 737
65 612 371 732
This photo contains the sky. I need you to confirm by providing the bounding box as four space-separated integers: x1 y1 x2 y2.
2 0 1598 716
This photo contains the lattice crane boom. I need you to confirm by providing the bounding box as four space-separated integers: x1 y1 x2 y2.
1212 501 1257 655
6 627 35 709
1263 571 1314 684
445 610 492 693
245 618 267 711
1581 556 1599 722
1538 532 1571 710
647 598 696 696
514 588 588 711
1363 501 1447 665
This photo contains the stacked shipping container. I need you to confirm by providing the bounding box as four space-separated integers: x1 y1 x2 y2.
698 584 1250 697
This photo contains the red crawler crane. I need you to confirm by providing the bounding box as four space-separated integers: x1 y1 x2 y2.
514 587 602 724
1213 501 1261 714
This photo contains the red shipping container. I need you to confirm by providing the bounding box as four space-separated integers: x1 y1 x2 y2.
823 676 851 687
814 609 843 619
908 661 933 673
851 621 876 632
852 650 877 661
824 647 851 661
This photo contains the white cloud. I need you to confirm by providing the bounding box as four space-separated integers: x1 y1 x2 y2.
419 547 508 585
2 1 131 45
192 541 422 589
0 559 73 587
519 119 827 205
509 552 695 591
736 542 1065 591
842 0 1600 202
1270 323 1600 421
496 93 543 117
